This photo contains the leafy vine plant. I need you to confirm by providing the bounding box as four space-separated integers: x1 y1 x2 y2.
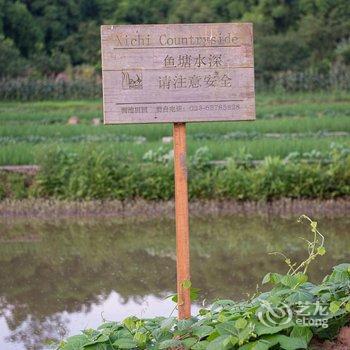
57 216 350 350
270 215 325 276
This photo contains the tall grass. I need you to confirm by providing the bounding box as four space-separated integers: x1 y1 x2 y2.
0 70 349 101
0 78 101 101
1 116 349 139
1 95 350 124
0 100 101 123
2 146 347 200
0 139 348 165
256 66 350 92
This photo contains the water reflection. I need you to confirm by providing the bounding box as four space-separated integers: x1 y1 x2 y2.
0 216 349 349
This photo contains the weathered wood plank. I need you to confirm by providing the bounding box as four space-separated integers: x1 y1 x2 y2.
101 23 255 124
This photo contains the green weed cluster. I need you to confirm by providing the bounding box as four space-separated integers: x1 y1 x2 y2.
0 171 31 200
58 264 350 350
2 145 348 201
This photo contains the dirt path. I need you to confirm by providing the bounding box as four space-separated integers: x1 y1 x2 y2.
0 198 349 219
311 327 350 350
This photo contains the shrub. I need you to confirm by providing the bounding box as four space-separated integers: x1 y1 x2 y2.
26 146 350 201
0 171 30 199
0 36 27 78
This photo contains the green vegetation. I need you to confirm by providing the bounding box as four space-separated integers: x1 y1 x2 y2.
0 93 349 165
0 78 101 101
0 93 349 201
1 143 349 201
57 217 350 350
0 0 349 97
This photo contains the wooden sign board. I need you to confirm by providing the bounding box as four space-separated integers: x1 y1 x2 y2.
101 23 255 124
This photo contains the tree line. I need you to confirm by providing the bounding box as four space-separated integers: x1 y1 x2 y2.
0 0 349 84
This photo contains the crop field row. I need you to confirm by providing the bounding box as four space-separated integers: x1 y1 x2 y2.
1 115 350 136
1 94 349 127
0 138 348 166
0 92 349 165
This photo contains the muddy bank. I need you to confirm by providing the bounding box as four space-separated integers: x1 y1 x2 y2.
311 327 350 350
0 198 349 219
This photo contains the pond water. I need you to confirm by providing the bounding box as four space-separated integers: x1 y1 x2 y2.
0 215 349 350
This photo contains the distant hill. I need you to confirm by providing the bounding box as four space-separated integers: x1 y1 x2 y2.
0 0 349 83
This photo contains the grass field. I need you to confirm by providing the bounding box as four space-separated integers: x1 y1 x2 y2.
0 92 349 165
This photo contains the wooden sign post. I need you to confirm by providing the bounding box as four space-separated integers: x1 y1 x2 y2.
101 23 255 319
173 122 191 318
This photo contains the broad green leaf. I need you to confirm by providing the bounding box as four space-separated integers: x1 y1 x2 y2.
229 336 238 346
134 332 147 346
206 335 230 350
320 292 332 303
84 334 109 346
61 335 88 350
215 321 236 335
270 273 283 284
112 337 137 349
281 273 307 288
328 271 349 283
235 318 248 330
217 313 229 323
285 289 313 303
254 320 293 336
238 339 271 350
177 319 194 331
84 345 107 350
241 335 306 350
333 264 350 273
199 308 210 316
290 326 313 343
97 322 118 330
160 317 175 331
114 329 130 340
329 301 340 314
267 294 282 305
237 323 254 343
268 334 308 350
122 317 137 331
345 302 350 312
192 340 209 349
262 273 283 285
158 339 182 349
262 273 271 285
211 300 236 312
206 330 220 341
223 335 238 347
190 287 200 302
295 273 308 285
280 275 295 287
192 325 214 339
182 337 197 348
